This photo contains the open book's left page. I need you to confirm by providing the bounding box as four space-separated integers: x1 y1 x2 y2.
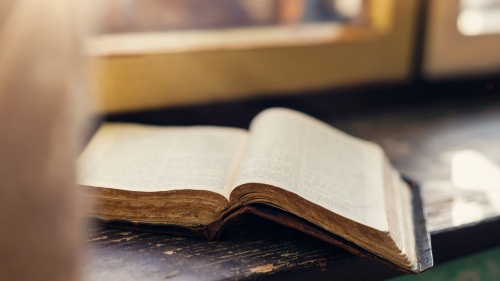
78 123 248 225
79 123 248 197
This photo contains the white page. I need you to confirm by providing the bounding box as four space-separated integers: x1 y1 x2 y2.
233 108 389 231
78 123 248 198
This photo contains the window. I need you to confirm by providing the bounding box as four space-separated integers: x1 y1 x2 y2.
458 0 500 36
424 0 500 78
88 0 418 113
98 0 367 34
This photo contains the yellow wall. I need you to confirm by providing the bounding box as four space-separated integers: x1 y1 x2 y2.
90 0 418 113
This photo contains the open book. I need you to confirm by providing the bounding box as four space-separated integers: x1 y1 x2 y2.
78 108 432 273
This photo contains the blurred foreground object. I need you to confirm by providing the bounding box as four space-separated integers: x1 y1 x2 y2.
0 0 90 280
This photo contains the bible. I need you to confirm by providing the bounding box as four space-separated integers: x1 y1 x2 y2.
78 108 432 273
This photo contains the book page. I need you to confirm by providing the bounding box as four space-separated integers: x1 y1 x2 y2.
233 108 389 231
78 123 248 198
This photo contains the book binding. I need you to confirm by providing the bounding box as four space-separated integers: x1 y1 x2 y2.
99 176 433 273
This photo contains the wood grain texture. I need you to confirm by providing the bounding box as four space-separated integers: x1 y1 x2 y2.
83 78 500 280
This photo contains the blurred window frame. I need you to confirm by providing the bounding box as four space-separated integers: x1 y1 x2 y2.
88 0 419 113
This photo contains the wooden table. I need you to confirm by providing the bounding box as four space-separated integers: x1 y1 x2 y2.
83 79 500 280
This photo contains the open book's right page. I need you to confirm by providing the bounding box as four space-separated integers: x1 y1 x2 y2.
232 108 389 232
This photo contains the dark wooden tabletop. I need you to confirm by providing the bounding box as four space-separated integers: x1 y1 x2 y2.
83 78 500 281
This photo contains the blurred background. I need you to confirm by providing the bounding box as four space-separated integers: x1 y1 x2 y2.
96 0 366 33
88 0 500 112
2 0 500 280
